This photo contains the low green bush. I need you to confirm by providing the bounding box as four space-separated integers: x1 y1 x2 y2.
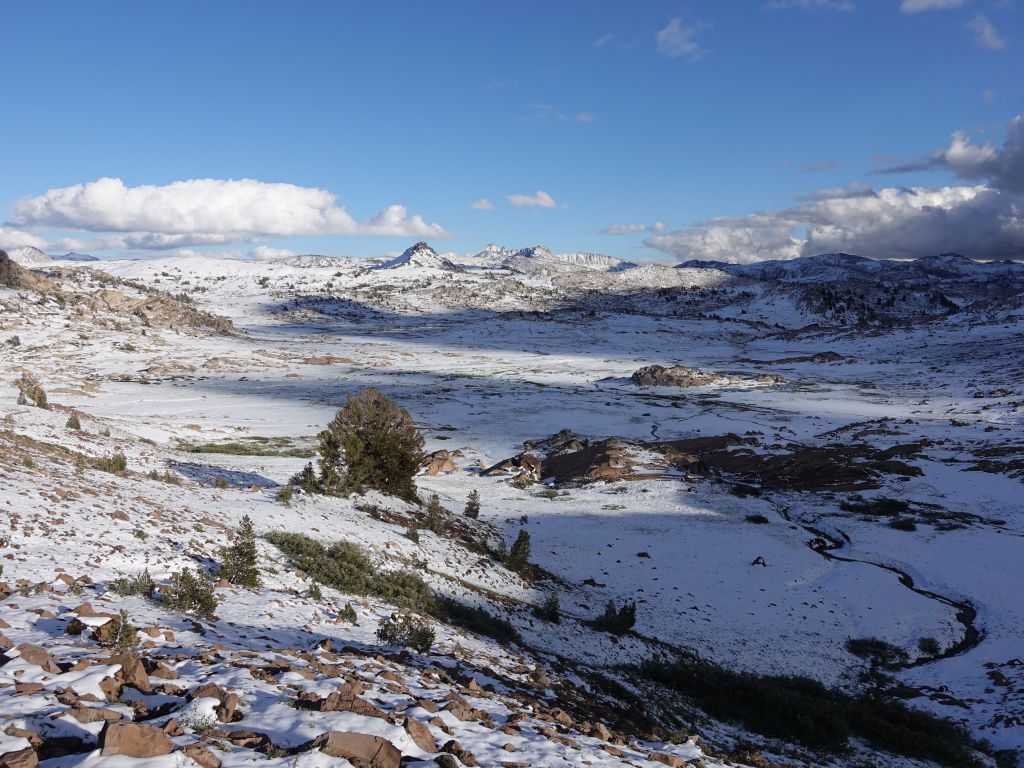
642 654 983 766
376 613 434 653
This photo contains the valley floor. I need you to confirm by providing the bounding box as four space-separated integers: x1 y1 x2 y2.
1 253 1022 767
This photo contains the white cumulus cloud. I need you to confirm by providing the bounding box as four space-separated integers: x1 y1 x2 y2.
249 245 296 260
602 222 668 235
507 190 558 208
900 0 969 12
8 177 448 252
656 17 707 60
876 114 1024 192
470 198 495 210
767 0 855 11
967 15 1006 49
0 226 48 250
645 117 1024 263
646 184 1024 263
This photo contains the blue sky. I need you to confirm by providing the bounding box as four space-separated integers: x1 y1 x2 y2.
2 0 1022 262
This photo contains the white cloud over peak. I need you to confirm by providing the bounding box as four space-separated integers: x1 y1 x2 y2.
656 17 707 60
876 114 1024 191
645 184 1024 263
507 190 558 208
0 226 48 250
967 15 1006 49
900 0 969 12
8 177 448 252
646 115 1024 264
249 245 295 260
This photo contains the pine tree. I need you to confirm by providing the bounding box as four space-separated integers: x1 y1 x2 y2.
505 529 531 574
66 412 82 430
317 388 424 501
464 489 481 519
219 515 260 587
425 493 445 534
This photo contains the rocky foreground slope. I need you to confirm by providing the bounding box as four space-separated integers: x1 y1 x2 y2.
1 247 1023 768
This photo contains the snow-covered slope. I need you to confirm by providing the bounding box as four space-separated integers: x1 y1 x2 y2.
5 246 52 266
1 247 1022 766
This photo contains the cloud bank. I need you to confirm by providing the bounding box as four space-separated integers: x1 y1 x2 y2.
647 115 1024 263
5 177 448 252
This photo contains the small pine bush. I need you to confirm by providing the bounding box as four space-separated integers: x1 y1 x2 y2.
307 582 323 601
376 613 434 653
276 484 293 506
505 529 531 574
288 462 319 494
464 489 481 519
425 493 446 534
338 602 358 623
92 452 128 474
534 592 560 623
66 412 82 431
212 477 229 489
219 515 260 587
101 609 138 650
164 568 218 619
406 526 420 543
593 599 636 635
111 568 155 598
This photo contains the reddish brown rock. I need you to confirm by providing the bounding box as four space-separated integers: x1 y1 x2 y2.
107 652 151 693
182 742 222 768
66 706 123 724
650 752 686 767
15 644 59 673
404 716 437 753
441 739 477 766
0 747 38 768
314 732 401 768
99 722 173 758
188 683 239 722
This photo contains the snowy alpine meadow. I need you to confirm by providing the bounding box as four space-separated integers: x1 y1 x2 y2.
1 242 1022 768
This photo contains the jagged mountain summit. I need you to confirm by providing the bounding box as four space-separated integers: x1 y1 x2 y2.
377 241 463 271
